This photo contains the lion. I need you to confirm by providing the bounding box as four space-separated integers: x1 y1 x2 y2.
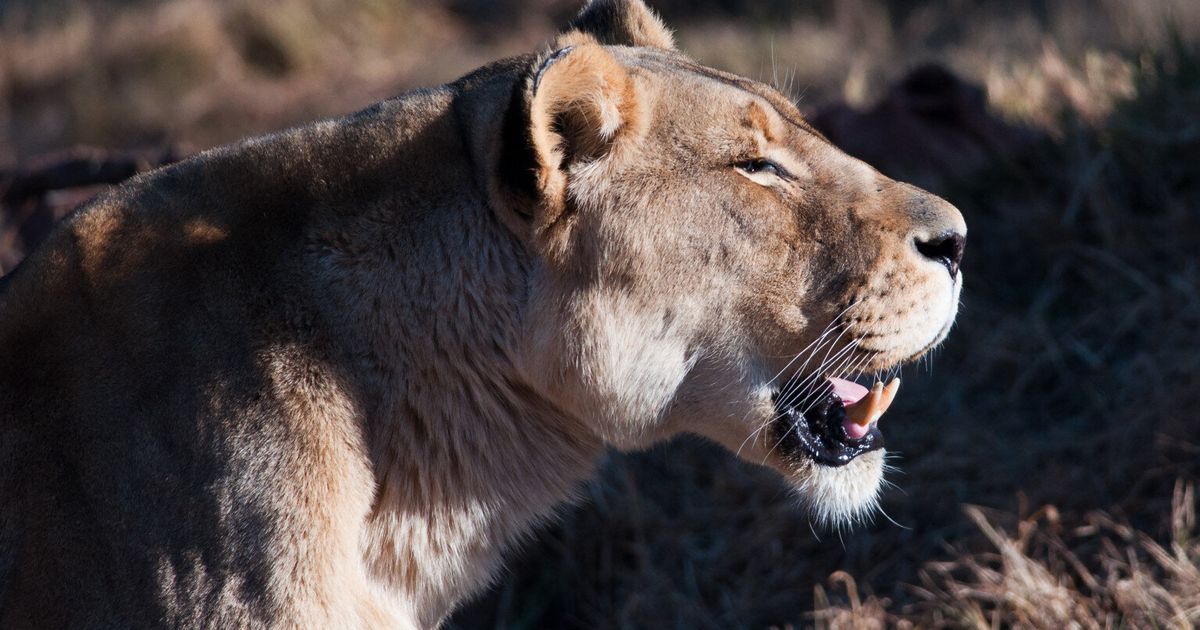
0 1 966 627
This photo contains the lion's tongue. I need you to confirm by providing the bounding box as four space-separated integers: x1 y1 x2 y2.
828 377 869 406
828 377 901 440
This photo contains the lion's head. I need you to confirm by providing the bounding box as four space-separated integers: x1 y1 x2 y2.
491 0 965 526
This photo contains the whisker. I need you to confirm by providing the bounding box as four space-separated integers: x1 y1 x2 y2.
760 338 866 464
778 332 864 408
765 339 861 429
791 342 870 420
762 341 876 465
875 503 911 531
733 301 865 459
733 319 849 457
762 306 856 390
772 313 863 408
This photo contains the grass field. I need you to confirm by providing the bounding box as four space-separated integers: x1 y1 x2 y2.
3 0 1198 627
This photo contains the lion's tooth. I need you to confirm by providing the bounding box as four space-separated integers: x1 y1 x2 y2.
845 379 900 428
845 401 869 427
882 378 900 409
872 377 900 424
845 384 882 427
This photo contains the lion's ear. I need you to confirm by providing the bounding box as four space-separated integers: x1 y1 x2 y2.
557 0 675 50
519 43 641 251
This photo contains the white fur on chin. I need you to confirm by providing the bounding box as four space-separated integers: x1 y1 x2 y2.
792 449 886 529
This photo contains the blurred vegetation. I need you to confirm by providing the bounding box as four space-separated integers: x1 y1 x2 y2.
3 0 1199 627
3 0 1197 163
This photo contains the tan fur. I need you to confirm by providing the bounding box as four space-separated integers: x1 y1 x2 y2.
0 1 965 627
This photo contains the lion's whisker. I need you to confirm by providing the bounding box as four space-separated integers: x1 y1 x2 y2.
774 324 862 410
749 332 864 444
759 339 861 432
760 339 869 464
734 306 866 457
764 300 862 388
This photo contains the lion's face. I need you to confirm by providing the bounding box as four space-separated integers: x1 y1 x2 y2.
508 11 964 526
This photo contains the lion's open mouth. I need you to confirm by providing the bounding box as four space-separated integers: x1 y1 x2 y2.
771 376 900 467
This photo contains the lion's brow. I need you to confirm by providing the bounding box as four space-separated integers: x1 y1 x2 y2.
653 55 829 142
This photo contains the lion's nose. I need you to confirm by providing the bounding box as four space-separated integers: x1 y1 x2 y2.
915 231 966 278
901 187 967 278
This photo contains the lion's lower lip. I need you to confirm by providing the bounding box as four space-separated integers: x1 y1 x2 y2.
770 377 884 467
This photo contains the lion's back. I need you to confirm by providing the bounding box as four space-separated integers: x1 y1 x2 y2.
0 83 467 627
0 183 276 625
0 144 355 627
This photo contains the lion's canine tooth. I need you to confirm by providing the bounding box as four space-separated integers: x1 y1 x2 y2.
846 378 900 427
882 377 900 411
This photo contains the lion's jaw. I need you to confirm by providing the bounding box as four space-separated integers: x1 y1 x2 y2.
506 43 966 528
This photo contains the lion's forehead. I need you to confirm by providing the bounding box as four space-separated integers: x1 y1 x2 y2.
616 49 822 131
609 49 862 182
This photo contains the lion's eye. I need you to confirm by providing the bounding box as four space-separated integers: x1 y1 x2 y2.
736 158 787 179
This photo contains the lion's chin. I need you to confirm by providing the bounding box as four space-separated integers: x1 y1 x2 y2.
788 449 885 528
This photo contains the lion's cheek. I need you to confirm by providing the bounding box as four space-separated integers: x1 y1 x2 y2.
519 290 699 449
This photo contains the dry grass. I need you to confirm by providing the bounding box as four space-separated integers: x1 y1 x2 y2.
908 482 1200 628
0 0 555 164
2 1 1199 627
4 0 1198 161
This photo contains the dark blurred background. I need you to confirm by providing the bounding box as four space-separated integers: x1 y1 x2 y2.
2 1 1198 627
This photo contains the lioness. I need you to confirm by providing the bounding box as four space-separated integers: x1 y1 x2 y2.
0 1 965 627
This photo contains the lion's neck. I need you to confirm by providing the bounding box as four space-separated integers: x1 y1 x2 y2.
362 379 601 625
313 162 602 623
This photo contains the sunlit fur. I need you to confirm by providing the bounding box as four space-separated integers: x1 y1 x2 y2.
0 1 964 628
